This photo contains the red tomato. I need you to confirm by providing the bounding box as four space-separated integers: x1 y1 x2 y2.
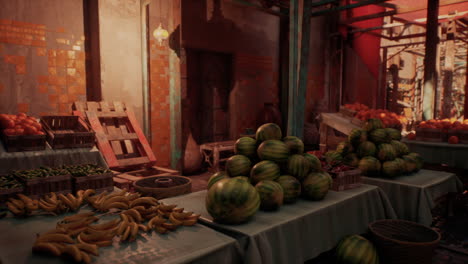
35 131 45 135
24 125 38 135
14 128 24 135
21 119 35 126
3 128 16 136
448 136 459 144
17 112 27 118
407 132 416 140
3 119 15 129
32 122 42 131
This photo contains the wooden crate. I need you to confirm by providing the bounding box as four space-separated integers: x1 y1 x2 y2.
72 101 156 170
415 128 447 142
40 115 95 149
1 133 46 152
448 129 468 144
339 106 356 118
200 140 236 172
330 169 362 191
72 172 114 194
319 113 360 153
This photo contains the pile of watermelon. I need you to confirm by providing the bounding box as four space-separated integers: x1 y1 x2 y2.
205 123 331 225
327 118 423 178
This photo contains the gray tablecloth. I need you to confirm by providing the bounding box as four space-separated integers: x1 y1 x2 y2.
0 144 108 174
0 207 241 264
362 169 463 226
403 139 468 169
163 184 396 264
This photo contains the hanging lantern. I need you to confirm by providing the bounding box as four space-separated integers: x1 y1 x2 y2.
153 23 169 46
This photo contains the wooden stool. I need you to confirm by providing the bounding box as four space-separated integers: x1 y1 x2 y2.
200 140 236 172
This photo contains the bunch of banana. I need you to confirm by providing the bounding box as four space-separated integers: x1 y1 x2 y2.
6 194 39 216
58 193 84 212
116 213 140 242
88 190 131 212
77 227 115 248
169 211 200 227
38 192 67 214
57 212 99 237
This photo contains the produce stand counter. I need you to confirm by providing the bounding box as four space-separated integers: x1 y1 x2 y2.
362 169 463 226
0 144 108 174
0 208 242 264
402 139 468 169
162 184 396 264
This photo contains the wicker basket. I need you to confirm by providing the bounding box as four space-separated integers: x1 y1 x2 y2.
41 115 95 149
1 133 46 152
415 127 447 142
134 175 192 199
369 219 441 264
330 169 362 191
72 172 114 194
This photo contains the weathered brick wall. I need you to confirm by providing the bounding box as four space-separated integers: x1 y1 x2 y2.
0 0 86 116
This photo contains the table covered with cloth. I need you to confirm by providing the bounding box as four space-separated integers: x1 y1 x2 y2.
162 184 396 264
362 169 463 226
0 144 108 174
403 139 468 169
0 207 242 264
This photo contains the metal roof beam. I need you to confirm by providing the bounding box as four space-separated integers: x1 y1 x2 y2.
310 0 390 18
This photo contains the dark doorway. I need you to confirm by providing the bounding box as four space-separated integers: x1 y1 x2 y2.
184 49 233 144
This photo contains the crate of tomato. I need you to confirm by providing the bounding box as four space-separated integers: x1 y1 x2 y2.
0 113 46 152
40 115 95 149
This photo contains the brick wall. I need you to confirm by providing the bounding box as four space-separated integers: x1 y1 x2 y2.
0 0 86 116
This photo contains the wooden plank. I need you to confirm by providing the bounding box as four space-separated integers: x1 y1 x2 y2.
126 107 157 165
94 112 127 118
106 133 139 141
73 101 85 113
100 101 110 112
86 111 119 168
320 113 360 135
118 117 134 154
118 156 150 167
87 102 100 112
113 101 125 112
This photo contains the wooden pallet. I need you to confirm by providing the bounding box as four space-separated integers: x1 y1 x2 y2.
200 140 236 172
72 101 156 170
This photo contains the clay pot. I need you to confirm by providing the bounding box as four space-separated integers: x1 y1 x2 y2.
183 132 203 175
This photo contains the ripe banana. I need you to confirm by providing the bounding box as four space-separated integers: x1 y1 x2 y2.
88 218 120 231
121 225 131 241
182 218 197 226
169 213 183 226
41 228 67 236
147 215 166 229
63 212 95 223
76 243 99 256
44 192 58 204
58 194 77 211
101 201 128 211
138 224 148 232
122 209 142 223
17 193 33 204
80 250 92 264
39 199 58 212
6 201 25 216
117 221 129 236
172 207 184 213
154 225 168 234
8 198 25 209
61 244 82 263
93 240 113 247
100 196 128 210
79 230 114 243
32 242 62 256
158 203 177 211
161 222 178 231
125 192 141 202
129 197 158 208
129 222 139 241
83 189 96 200
171 211 193 219
36 233 74 244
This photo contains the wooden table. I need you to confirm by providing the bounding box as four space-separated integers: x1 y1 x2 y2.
200 140 236 172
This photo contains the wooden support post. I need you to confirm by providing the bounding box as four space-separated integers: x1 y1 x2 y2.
279 8 289 133
465 48 468 118
441 20 456 118
422 0 439 120
378 47 388 109
83 0 102 101
287 0 299 136
295 0 313 139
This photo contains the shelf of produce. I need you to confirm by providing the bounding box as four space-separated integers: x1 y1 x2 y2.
0 201 242 264
362 169 463 226
402 139 468 169
162 184 396 264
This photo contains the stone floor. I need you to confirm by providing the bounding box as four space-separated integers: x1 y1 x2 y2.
187 167 468 263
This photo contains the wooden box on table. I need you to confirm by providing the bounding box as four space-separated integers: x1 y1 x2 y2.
40 115 95 149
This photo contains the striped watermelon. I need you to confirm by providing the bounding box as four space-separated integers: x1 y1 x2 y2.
256 123 282 143
385 128 402 141
408 152 423 171
348 129 367 148
233 176 250 182
364 118 383 132
357 141 377 158
205 177 260 224
402 155 418 173
377 143 396 161
283 136 304 154
304 153 322 172
287 154 310 181
325 151 343 166
344 153 360 167
235 137 257 159
276 175 301 203
394 158 406 174
250 160 281 184
255 180 284 211
335 235 379 264
382 160 401 178
336 141 354 156
358 156 381 176
390 140 409 157
207 171 229 190
226 155 252 177
302 172 330 200
257 140 290 163
369 129 389 144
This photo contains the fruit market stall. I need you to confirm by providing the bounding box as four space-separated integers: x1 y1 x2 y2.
0 189 242 264
162 185 396 264
362 170 463 226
